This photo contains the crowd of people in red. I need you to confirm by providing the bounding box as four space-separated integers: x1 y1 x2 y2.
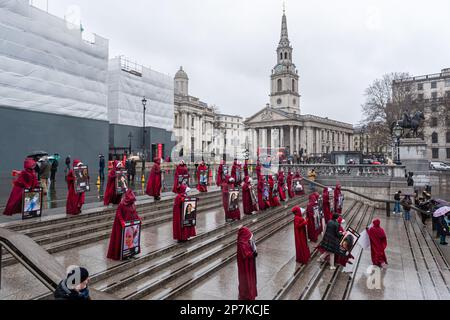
3 157 388 301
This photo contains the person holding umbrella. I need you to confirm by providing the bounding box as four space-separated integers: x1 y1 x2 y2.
434 206 450 245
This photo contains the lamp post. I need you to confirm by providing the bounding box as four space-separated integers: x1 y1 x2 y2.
393 124 403 165
141 96 147 179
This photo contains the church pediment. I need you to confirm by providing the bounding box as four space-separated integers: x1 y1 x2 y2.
245 107 293 125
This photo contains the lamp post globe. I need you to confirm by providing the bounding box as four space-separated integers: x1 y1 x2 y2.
393 124 403 165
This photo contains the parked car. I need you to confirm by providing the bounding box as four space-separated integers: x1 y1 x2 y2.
430 161 450 171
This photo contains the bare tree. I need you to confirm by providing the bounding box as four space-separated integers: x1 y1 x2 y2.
360 72 418 150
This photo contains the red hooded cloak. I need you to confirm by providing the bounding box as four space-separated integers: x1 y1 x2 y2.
334 184 343 214
287 172 295 198
3 158 39 216
173 161 189 193
222 176 241 221
231 160 242 185
293 206 311 264
66 159 86 215
268 175 281 207
146 158 162 197
104 160 123 205
197 162 208 192
173 184 197 241
306 193 322 242
107 190 141 260
242 176 258 215
237 227 257 301
323 188 332 224
277 171 287 201
257 176 270 211
367 219 388 267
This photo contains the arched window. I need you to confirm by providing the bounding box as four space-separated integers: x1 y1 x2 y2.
292 79 295 92
277 79 282 92
432 132 438 143
284 52 288 59
280 52 283 60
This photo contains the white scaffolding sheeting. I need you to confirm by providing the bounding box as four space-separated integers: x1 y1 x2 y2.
107 57 174 131
0 0 109 121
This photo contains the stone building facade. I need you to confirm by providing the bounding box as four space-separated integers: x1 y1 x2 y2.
245 10 353 159
393 68 450 162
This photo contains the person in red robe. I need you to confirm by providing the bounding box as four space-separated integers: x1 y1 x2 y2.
107 189 141 260
237 227 257 301
334 183 343 214
257 175 270 211
242 177 258 215
306 193 322 242
293 171 305 196
231 159 242 185
292 206 311 264
173 160 189 193
222 176 241 221
243 159 249 178
268 175 281 207
66 159 86 215
367 219 388 268
173 184 197 242
277 170 287 201
146 157 162 201
216 159 225 187
255 159 262 178
104 160 123 206
196 160 208 192
323 187 333 224
287 171 295 199
3 158 39 216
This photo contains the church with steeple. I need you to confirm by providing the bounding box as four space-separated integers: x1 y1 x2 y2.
245 9 354 158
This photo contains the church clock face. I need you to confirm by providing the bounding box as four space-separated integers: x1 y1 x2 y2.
277 98 282 105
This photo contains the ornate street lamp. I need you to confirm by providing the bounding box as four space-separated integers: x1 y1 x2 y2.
393 123 403 165
141 96 147 179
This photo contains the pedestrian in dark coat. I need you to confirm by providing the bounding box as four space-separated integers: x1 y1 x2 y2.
317 214 342 270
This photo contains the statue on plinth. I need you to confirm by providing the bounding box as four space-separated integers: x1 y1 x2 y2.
391 110 425 138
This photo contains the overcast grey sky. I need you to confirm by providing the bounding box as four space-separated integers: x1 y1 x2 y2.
32 0 450 125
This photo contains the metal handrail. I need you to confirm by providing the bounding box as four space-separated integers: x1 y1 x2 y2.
303 177 430 216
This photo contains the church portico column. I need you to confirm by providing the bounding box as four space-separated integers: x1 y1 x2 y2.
280 126 284 149
289 126 294 153
295 126 300 153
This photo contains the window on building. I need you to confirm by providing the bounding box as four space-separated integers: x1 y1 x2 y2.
431 105 438 112
432 148 439 159
418 83 423 90
446 91 450 98
447 148 450 159
191 117 195 128
447 131 450 143
430 117 438 127
431 81 437 89
280 52 283 60
432 132 438 143
292 79 295 92
446 79 450 87
332 133 335 142
432 92 438 99
277 79 282 92
418 93 424 100
284 52 288 59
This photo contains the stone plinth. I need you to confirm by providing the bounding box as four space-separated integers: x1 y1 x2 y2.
399 138 430 188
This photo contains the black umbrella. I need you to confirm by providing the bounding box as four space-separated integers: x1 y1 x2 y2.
27 151 48 160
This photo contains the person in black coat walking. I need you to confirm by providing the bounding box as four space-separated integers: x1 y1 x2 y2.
437 215 449 245
318 214 342 270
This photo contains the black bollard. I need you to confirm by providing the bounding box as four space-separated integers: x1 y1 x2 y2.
386 202 391 217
